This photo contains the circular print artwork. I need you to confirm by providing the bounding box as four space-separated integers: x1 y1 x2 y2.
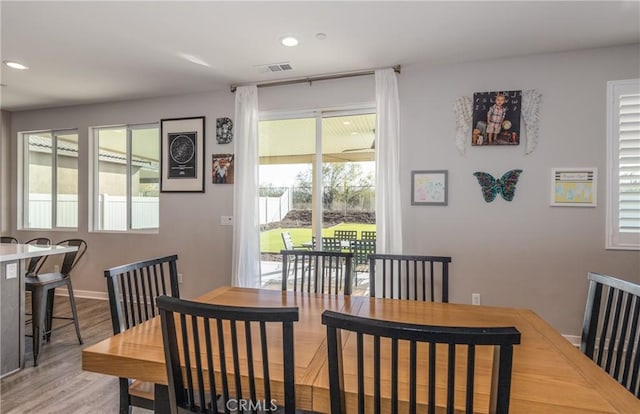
169 134 196 164
216 117 233 144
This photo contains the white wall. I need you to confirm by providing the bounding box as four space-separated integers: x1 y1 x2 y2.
399 44 640 335
6 44 639 335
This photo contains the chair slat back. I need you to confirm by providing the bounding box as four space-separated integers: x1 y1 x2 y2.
334 230 357 241
104 255 180 335
157 296 299 414
281 250 353 295
24 238 51 274
322 310 521 414
55 239 88 275
0 236 18 244
581 272 640 397
361 230 377 240
369 254 452 302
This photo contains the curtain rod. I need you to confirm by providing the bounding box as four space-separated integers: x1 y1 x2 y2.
230 65 401 93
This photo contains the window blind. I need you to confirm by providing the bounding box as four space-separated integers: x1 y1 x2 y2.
607 79 640 250
618 93 640 233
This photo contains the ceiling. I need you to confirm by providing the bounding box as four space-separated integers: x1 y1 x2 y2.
259 113 376 162
1 1 638 111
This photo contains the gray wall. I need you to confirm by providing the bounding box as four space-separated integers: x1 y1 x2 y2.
6 44 640 335
10 91 236 299
399 44 639 334
1 110 11 233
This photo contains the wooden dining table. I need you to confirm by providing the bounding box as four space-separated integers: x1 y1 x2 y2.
82 286 640 413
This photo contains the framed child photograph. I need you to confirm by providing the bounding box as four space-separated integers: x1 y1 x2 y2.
411 170 448 206
212 154 235 184
472 90 522 146
160 116 205 192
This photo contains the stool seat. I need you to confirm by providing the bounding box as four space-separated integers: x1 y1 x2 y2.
25 272 68 287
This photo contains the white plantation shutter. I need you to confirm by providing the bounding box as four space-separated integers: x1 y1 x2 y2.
607 79 640 249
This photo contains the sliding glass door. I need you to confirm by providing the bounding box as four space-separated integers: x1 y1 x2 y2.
258 110 376 289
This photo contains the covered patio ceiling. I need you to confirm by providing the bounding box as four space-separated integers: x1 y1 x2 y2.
259 114 376 164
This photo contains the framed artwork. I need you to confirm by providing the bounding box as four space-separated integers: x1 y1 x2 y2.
411 170 448 206
212 154 235 184
551 168 597 207
472 90 522 146
216 117 233 144
160 116 205 192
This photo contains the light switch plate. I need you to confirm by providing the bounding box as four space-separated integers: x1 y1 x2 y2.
220 216 233 226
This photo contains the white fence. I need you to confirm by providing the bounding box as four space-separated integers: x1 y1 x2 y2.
259 189 291 225
27 193 159 229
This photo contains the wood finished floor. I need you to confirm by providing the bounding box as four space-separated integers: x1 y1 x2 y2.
0 296 152 414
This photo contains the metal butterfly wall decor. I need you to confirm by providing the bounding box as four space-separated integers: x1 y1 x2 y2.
473 169 523 202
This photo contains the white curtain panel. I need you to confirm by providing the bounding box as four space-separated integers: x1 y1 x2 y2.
232 85 261 287
375 69 404 255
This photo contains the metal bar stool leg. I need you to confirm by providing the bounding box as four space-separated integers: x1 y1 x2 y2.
44 289 55 342
31 287 48 366
66 281 83 345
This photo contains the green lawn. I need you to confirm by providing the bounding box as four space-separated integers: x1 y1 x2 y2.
261 223 376 253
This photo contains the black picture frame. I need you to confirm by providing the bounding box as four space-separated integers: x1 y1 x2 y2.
160 116 205 192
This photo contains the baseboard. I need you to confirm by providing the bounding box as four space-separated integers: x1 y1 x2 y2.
54 288 108 301
563 334 581 348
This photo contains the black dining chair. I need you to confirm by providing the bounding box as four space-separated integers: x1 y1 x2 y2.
581 272 640 397
281 249 353 295
322 310 521 414
157 296 299 414
25 238 86 365
368 254 452 302
0 236 18 244
24 237 51 276
105 254 180 413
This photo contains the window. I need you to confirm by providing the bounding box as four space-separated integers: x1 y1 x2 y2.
92 124 160 231
607 79 640 249
21 130 78 229
258 110 376 289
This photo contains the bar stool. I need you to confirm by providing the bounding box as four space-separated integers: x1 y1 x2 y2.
25 239 86 365
24 238 51 276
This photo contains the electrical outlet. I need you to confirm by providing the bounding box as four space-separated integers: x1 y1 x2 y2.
178 273 183 283
54 264 60 273
471 293 481 306
220 216 233 226
5 263 17 279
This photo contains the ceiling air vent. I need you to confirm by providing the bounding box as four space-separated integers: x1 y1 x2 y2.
255 62 293 73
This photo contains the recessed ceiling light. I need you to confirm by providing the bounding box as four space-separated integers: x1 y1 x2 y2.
343 121 351 125
4 60 28 70
351 132 358 135
280 36 299 47
178 53 210 68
